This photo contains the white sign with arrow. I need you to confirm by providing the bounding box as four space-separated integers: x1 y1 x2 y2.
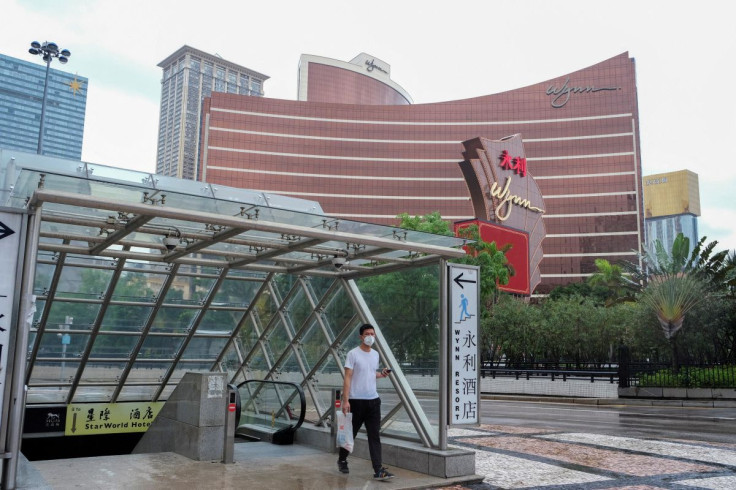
0 212 22 429
447 263 480 426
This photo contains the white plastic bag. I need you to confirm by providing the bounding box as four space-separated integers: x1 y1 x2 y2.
336 411 354 453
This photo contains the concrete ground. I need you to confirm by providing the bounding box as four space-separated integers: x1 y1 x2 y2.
17 396 736 489
19 442 481 490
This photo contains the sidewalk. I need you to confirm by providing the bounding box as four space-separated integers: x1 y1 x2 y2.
20 442 482 490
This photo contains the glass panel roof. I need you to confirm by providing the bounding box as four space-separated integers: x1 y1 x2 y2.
5 147 465 450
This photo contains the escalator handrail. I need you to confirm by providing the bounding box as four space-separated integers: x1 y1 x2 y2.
236 379 306 433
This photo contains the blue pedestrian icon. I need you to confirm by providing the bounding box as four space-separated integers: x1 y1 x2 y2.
457 294 473 324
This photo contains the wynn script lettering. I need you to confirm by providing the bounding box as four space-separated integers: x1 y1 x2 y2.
546 78 619 108
488 177 545 221
365 59 388 74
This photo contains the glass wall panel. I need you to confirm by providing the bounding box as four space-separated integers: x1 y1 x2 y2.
101 305 152 332
33 261 56 292
118 385 158 402
150 306 194 333
246 348 270 378
238 314 260 354
181 337 229 360
111 271 158 301
27 385 71 404
285 288 311 330
139 335 184 359
212 278 260 306
299 320 328 371
80 361 128 383
197 308 241 333
29 359 79 385
321 288 355 339
89 335 138 358
35 331 90 358
45 300 100 331
126 361 171 384
72 386 116 403
219 342 242 378
164 276 215 305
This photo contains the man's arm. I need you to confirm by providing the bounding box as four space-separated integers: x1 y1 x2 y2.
342 367 353 414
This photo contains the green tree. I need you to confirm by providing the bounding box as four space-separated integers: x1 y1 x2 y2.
588 258 637 306
634 234 712 371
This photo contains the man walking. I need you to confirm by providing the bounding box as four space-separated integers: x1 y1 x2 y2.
337 324 395 481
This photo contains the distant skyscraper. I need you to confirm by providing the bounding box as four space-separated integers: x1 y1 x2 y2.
0 53 87 160
155 45 268 180
643 170 701 256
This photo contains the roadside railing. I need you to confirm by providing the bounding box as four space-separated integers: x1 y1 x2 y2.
481 365 618 384
624 362 736 389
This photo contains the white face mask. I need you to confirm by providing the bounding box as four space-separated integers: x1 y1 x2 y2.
363 335 375 347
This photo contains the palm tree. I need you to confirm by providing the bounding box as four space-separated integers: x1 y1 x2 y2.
638 273 708 371
588 258 637 305
631 233 733 371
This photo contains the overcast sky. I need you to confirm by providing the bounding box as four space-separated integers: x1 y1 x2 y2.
3 0 735 250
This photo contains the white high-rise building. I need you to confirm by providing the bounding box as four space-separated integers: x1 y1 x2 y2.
156 45 268 179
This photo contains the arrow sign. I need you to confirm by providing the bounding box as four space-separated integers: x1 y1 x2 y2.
453 272 477 289
0 221 15 241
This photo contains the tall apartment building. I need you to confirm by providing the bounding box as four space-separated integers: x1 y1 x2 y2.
0 52 87 160
155 45 268 180
643 170 700 256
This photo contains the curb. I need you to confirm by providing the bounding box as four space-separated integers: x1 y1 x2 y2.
481 393 736 409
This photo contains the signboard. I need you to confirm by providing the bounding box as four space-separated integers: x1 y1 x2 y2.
23 406 67 434
0 212 22 430
65 402 164 436
447 263 480 426
458 135 546 295
455 219 532 295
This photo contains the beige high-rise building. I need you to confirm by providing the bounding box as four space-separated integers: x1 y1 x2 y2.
155 45 268 180
643 169 701 256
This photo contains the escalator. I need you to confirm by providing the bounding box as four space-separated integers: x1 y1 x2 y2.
233 380 306 445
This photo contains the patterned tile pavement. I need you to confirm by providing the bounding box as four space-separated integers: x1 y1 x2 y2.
440 425 736 489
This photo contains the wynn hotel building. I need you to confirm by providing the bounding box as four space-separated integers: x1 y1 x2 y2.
197 52 643 294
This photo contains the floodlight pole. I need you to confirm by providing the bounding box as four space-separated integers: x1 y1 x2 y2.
28 41 71 155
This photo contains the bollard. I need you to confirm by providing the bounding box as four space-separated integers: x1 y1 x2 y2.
331 388 341 453
222 386 237 464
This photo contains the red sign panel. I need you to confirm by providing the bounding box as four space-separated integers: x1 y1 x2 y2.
454 219 531 296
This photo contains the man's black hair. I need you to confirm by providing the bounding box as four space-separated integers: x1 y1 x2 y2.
359 323 375 335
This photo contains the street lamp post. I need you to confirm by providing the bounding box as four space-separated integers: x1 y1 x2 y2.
28 41 71 155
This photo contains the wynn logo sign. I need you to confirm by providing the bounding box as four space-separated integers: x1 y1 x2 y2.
457 135 546 294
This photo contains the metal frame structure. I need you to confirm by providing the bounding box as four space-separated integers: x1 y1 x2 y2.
1 152 467 487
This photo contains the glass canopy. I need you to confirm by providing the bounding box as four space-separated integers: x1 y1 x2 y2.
2 150 467 448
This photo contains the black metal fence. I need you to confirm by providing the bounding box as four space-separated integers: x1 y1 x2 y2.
399 360 736 389
622 362 736 389
480 362 618 384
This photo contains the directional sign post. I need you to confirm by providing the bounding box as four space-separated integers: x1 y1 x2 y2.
447 263 480 426
0 212 22 442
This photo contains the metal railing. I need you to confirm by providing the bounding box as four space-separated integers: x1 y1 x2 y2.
481 364 618 384
624 362 736 389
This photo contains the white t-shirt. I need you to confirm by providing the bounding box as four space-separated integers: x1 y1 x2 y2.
344 346 379 400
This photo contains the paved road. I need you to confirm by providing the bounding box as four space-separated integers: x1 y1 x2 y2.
442 399 736 489
481 399 736 444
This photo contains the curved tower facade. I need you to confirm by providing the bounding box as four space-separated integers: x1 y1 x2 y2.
199 53 643 294
297 53 412 105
